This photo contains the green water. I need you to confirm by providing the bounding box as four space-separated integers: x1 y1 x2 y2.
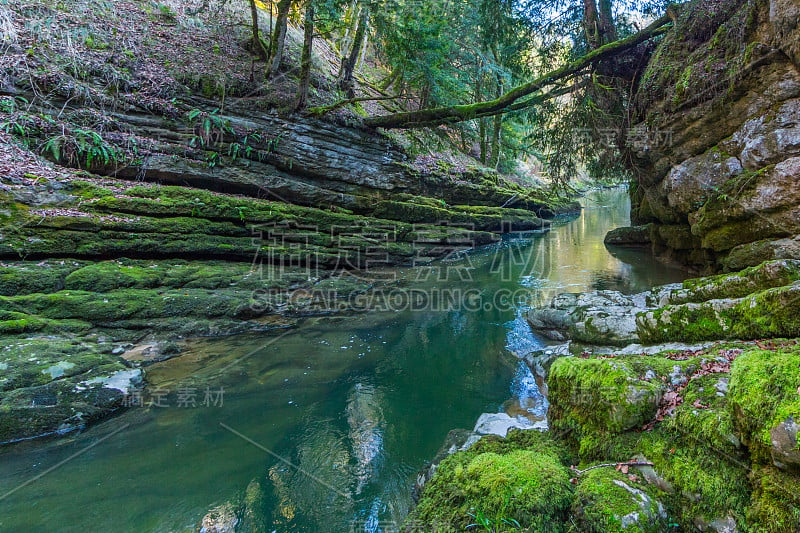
0 189 689 532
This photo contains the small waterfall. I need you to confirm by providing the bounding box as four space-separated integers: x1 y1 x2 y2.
505 309 548 422
504 308 543 359
509 361 548 420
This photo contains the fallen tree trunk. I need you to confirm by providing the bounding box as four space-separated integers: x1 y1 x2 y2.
407 79 589 127
363 14 671 129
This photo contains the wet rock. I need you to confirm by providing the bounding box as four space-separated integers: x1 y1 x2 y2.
413 428 482 499
527 291 647 346
199 502 239 533
0 337 141 444
523 342 571 381
604 225 652 246
693 515 739 533
473 412 543 437
568 291 647 346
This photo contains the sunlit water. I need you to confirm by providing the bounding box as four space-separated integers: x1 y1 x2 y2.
0 189 689 532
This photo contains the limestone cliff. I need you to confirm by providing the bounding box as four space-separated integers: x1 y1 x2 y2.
621 0 800 272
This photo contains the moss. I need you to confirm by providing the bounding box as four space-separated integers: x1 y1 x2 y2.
726 284 800 340
572 468 668 533
371 200 451 224
0 311 50 334
411 431 574 532
0 288 260 322
639 280 800 344
61 259 281 293
547 355 686 454
0 335 138 443
728 346 800 463
701 218 787 253
636 302 730 344
0 261 83 296
635 0 761 116
746 467 800 532
638 429 751 527
669 373 741 457
679 260 800 303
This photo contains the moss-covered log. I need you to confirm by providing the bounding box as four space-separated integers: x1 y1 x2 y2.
363 15 672 129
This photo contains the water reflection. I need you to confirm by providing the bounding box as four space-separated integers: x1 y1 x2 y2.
0 189 689 533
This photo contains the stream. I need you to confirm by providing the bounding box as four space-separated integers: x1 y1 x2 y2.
0 189 689 532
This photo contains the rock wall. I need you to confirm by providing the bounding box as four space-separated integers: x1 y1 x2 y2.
622 0 800 272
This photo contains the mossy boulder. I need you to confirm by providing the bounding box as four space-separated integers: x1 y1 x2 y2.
604 225 652 246
670 260 800 304
547 355 685 455
669 373 741 457
636 282 800 344
723 237 800 272
728 345 800 469
746 466 800 531
410 430 574 532
572 468 668 533
637 429 751 529
0 261 83 296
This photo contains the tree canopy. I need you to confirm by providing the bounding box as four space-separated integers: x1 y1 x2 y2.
253 0 676 183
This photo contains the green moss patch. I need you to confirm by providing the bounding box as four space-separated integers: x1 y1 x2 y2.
572 468 668 533
410 431 574 532
728 345 800 463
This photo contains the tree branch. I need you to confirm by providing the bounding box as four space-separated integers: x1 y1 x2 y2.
305 95 410 116
363 15 672 129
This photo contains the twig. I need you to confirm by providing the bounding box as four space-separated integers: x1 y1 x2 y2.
501 194 518 208
570 461 654 476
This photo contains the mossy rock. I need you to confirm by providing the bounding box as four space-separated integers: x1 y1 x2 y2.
0 260 84 296
638 429 751 528
547 355 678 454
746 466 800 532
676 260 800 304
728 345 800 466
410 430 574 532
668 373 742 458
572 468 669 532
637 282 800 343
636 300 733 344
0 337 138 444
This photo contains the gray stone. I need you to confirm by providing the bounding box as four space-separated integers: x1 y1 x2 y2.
473 412 541 437
604 225 652 246
770 416 800 471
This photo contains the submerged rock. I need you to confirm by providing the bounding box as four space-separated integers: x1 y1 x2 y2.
199 502 240 533
0 337 142 445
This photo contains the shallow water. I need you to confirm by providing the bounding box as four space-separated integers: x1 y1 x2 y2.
0 189 689 532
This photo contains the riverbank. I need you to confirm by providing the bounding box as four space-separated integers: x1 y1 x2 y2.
411 260 800 531
0 0 581 446
0 189 685 532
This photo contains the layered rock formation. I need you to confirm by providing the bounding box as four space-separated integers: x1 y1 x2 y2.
618 0 800 272
0 0 580 444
